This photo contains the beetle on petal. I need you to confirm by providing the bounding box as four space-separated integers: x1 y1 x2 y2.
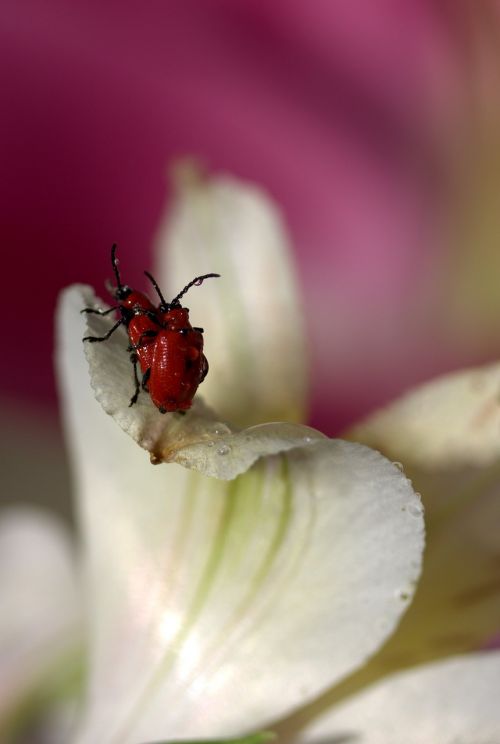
82 244 219 412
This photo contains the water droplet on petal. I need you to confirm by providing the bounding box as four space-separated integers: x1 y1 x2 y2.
217 444 231 456
303 436 313 444
213 423 231 436
207 441 215 448
395 589 410 601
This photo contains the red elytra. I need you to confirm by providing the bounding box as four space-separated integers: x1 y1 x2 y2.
129 307 208 414
146 324 207 413
83 244 219 413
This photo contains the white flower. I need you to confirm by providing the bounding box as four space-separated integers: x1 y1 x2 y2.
293 652 500 744
1 168 497 744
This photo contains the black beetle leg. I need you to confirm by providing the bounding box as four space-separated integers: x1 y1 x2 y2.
81 306 118 316
83 319 123 343
199 355 209 383
129 352 141 407
141 367 151 392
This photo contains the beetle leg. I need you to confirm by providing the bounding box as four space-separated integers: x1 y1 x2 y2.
199 354 209 383
83 319 123 342
128 352 141 407
193 326 204 333
81 306 118 316
141 367 151 392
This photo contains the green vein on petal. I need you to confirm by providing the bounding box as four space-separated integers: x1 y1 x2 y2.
144 732 276 744
117 465 294 741
68 445 423 742
161 459 296 697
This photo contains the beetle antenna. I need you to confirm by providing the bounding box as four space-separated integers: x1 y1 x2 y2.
144 271 168 308
170 273 220 306
111 243 123 291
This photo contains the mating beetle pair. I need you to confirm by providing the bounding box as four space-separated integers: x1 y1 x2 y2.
83 244 219 413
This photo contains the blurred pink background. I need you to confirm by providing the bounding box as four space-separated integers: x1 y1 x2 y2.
2 0 500 513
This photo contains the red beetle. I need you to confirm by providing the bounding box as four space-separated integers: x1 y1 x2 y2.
83 244 161 405
83 245 219 413
139 273 213 412
82 243 158 342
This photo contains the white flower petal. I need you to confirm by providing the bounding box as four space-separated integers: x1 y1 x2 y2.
349 362 500 469
348 362 500 662
56 286 424 744
0 507 81 733
72 446 423 744
298 652 500 744
154 165 309 427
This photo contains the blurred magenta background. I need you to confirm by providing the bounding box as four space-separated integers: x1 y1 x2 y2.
2 0 500 470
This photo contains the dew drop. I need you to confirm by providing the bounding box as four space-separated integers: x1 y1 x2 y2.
194 278 203 286
217 444 231 456
213 423 231 436
396 589 410 602
303 436 313 444
207 441 215 448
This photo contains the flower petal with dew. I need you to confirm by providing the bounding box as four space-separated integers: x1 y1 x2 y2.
346 363 500 669
277 362 500 737
154 164 309 428
0 507 82 742
56 282 424 744
294 651 500 744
